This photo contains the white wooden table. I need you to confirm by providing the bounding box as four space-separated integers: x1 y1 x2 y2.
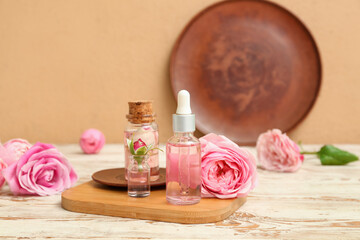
1 144 359 239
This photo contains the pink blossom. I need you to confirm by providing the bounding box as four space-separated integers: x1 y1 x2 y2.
0 144 15 188
80 129 105 154
200 133 257 199
3 142 78 196
3 138 32 165
256 129 304 172
0 159 6 189
133 139 147 152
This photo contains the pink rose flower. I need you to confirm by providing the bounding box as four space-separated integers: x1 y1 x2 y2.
200 133 257 199
0 159 6 189
133 139 147 152
256 129 304 172
0 143 16 188
3 142 78 196
3 138 32 165
80 128 105 154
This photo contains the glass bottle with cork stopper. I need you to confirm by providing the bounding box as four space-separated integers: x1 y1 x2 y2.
124 101 159 181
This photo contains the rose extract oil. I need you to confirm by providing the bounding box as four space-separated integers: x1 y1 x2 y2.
166 90 201 205
124 101 159 181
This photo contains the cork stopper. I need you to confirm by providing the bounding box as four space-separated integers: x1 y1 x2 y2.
126 101 155 124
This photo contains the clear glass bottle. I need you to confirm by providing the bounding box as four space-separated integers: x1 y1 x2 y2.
166 90 201 205
127 154 150 197
124 101 159 181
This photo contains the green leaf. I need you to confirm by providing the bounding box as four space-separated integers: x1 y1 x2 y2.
135 146 147 155
126 138 132 148
318 145 358 165
129 139 135 155
151 147 164 153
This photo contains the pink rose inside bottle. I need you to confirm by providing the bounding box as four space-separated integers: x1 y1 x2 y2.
124 101 159 181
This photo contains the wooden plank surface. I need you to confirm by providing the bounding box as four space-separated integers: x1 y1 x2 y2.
1 144 360 239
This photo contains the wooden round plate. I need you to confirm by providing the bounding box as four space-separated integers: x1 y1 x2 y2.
170 0 321 144
92 168 166 188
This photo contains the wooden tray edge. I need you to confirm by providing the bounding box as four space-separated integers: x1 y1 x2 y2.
61 182 246 224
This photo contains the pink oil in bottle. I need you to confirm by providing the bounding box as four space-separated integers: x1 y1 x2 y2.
166 90 201 205
166 140 201 205
124 101 159 182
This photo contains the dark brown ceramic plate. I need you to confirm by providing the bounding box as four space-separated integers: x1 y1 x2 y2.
170 0 321 144
92 168 166 188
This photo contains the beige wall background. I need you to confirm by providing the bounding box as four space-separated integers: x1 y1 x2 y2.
0 0 359 144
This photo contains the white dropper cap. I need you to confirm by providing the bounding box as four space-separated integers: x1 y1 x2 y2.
173 90 195 132
176 90 192 114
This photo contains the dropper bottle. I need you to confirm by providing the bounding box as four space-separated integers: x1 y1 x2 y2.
166 90 201 205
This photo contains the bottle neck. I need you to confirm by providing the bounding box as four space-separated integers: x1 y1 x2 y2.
127 121 153 126
174 132 194 137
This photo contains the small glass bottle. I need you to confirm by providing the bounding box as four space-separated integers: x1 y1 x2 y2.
166 90 201 205
124 101 159 181
127 154 150 197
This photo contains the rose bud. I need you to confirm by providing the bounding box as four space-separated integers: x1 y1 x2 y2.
80 128 105 154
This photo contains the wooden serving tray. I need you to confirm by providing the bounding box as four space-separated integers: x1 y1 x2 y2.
61 181 246 224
